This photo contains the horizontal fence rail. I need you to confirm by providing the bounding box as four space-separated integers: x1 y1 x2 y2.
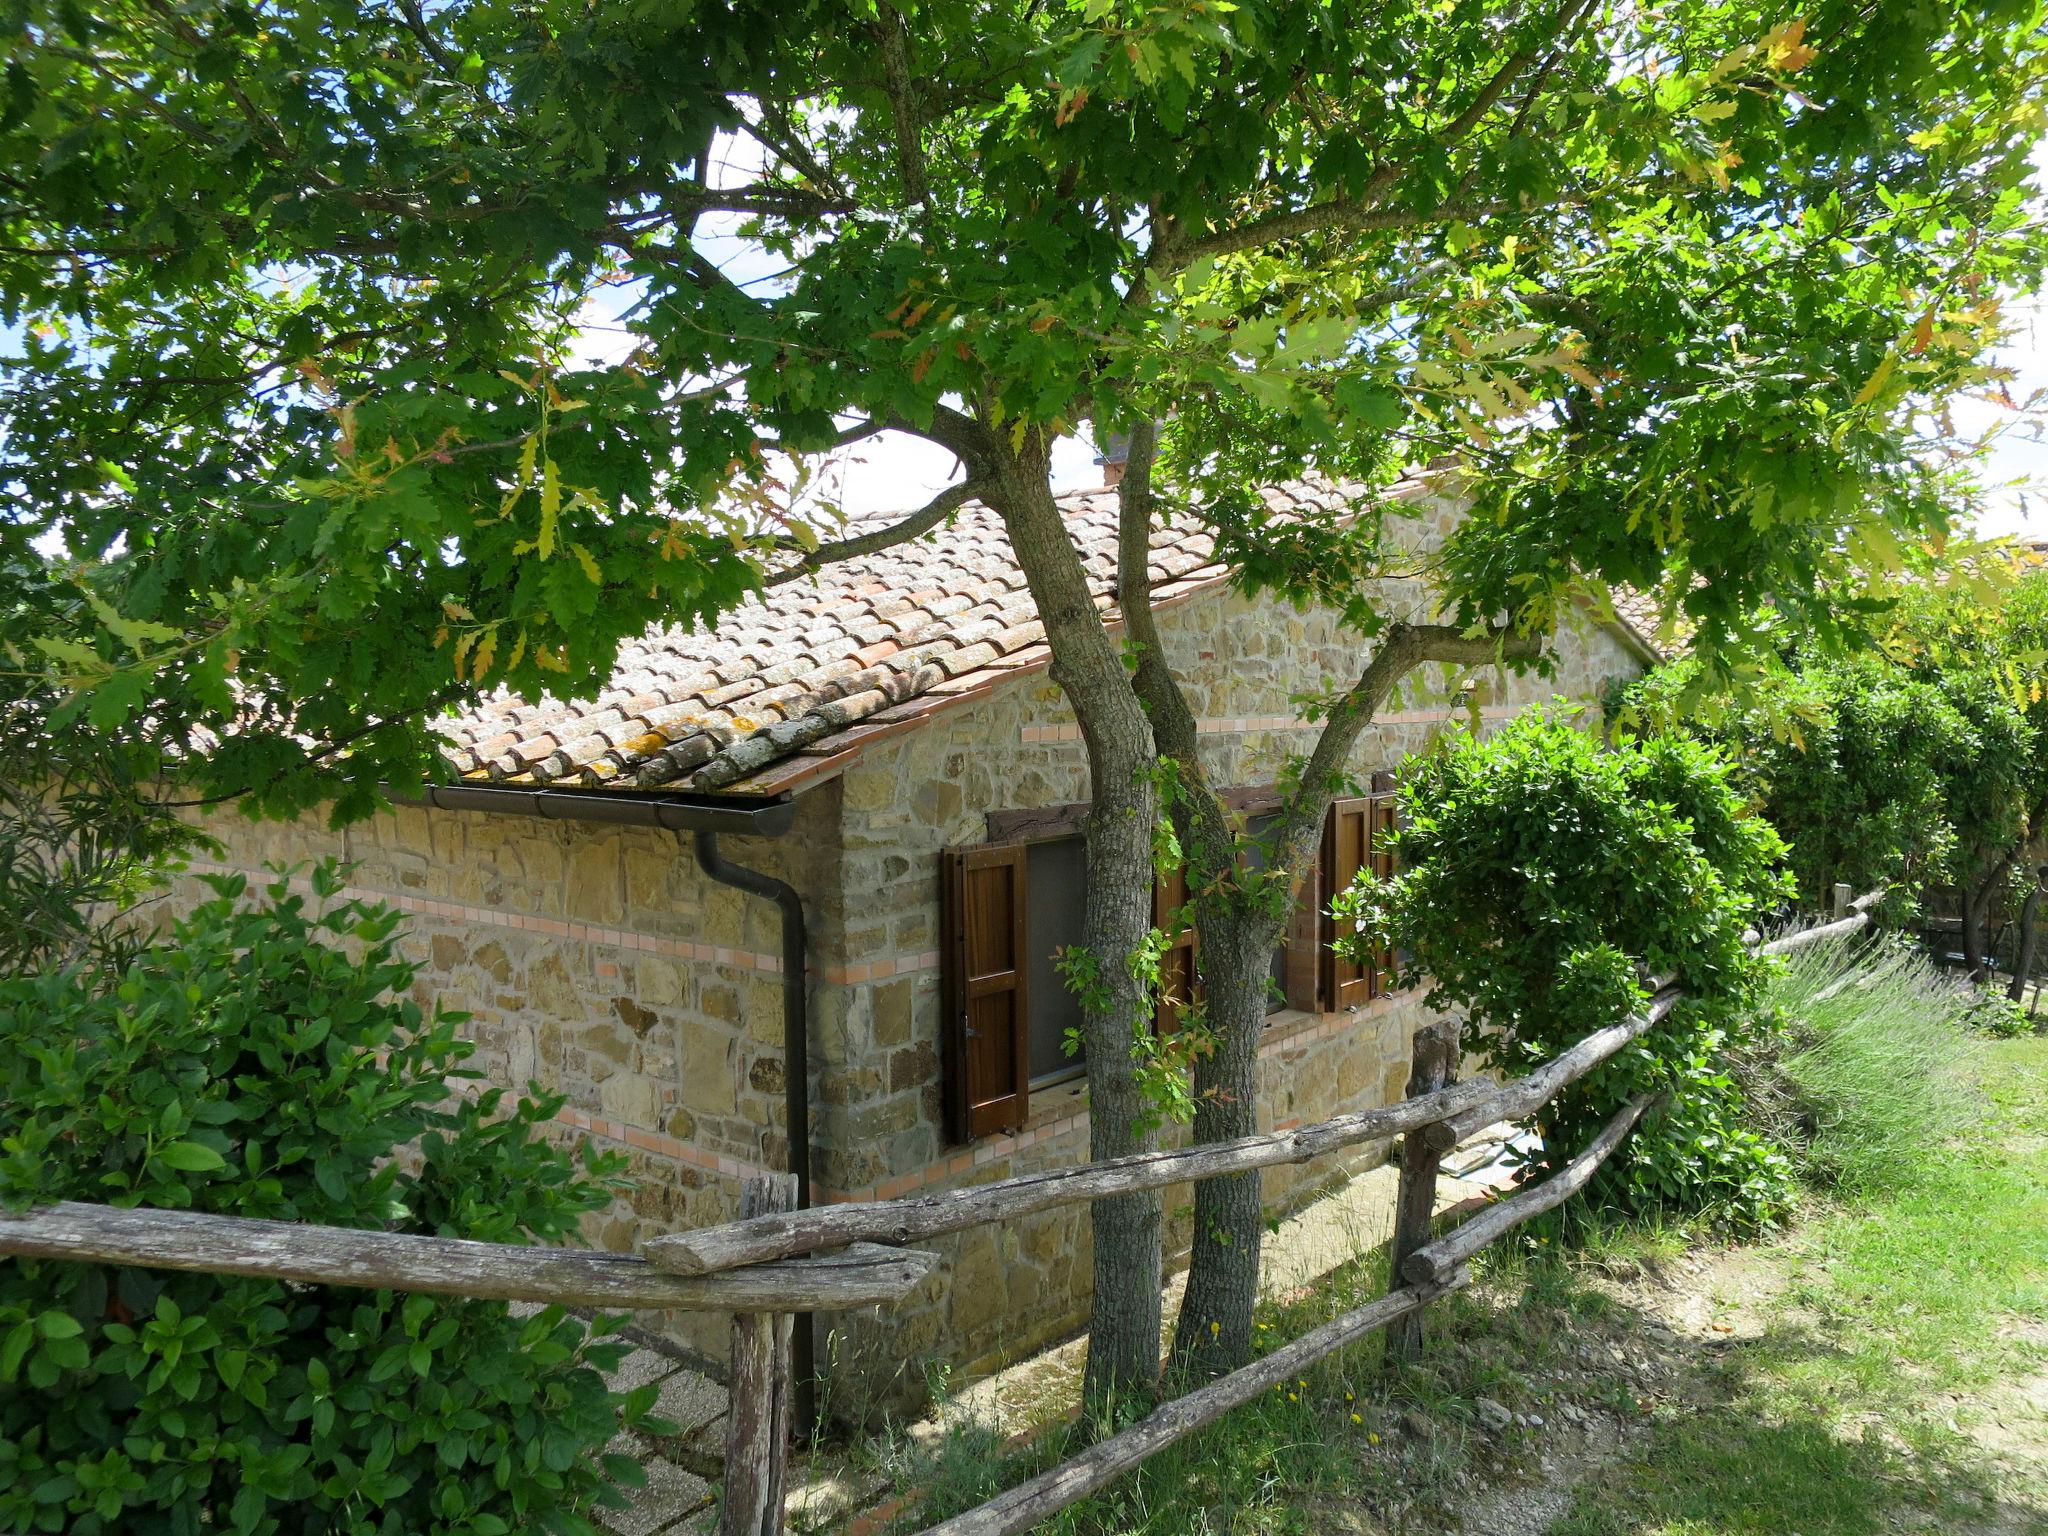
645 1078 1503 1276
651 990 1694 1282
1402 1092 1659 1287
1420 990 1679 1154
0 1202 936 1312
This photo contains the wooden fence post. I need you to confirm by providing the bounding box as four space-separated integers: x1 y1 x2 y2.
1385 1018 1461 1364
1831 882 1852 921
722 1173 796 1536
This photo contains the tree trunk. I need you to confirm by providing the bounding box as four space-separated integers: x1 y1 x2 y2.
1961 881 1993 978
2010 877 2044 1005
1077 788 1166 1405
982 443 1164 1408
1169 920 1277 1377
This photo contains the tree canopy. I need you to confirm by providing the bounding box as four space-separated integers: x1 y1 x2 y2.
1629 561 2048 970
5 0 2043 819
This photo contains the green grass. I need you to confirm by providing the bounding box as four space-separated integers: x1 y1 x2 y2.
1553 1035 2048 1536
878 950 2048 1536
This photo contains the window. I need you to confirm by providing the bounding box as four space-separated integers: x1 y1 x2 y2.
940 833 1197 1141
939 786 1400 1142
1023 837 1088 1084
1024 836 1186 1076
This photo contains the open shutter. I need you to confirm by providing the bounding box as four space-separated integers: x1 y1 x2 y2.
940 846 1030 1141
1320 798 1374 1011
1281 839 1324 1013
1152 863 1200 1034
1367 796 1399 996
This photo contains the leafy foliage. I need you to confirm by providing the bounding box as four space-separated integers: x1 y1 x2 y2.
0 555 213 971
1620 564 2048 941
1345 715 1796 1222
1637 653 1988 905
0 867 660 1535
2 0 2044 817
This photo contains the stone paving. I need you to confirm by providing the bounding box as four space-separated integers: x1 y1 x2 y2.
597 1341 727 1536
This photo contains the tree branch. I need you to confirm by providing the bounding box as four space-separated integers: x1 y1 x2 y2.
1270 621 1545 872
742 104 847 202
1439 0 1599 147
1115 421 1185 737
1164 0 1600 272
761 476 990 588
874 4 930 208
1172 195 1537 268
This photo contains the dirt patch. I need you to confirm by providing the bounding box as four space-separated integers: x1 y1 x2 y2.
1390 1246 1791 1536
1405 1234 2047 1536
1969 1323 2048 1489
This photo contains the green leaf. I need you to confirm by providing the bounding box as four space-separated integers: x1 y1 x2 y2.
538 458 562 560
155 1141 227 1173
1 1322 34 1381
1333 379 1404 431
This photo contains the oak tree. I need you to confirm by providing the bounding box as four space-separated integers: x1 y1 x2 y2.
6 0 2045 1401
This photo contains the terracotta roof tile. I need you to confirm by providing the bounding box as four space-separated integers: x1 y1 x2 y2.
438 476 1418 794
1603 584 1694 661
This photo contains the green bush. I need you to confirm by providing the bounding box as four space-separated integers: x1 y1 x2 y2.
1614 568 2048 936
1755 932 1980 1195
1347 714 1797 1224
0 866 663 1536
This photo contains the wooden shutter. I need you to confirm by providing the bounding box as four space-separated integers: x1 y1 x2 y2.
1152 863 1199 1034
940 846 1030 1142
1320 798 1374 1011
1281 839 1324 1013
1367 796 1399 996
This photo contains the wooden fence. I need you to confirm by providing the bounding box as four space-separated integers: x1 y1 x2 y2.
0 888 1878 1536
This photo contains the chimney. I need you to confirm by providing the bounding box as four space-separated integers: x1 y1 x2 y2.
1095 429 1131 488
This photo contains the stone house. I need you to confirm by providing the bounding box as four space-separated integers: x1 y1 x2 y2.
179 468 1656 1406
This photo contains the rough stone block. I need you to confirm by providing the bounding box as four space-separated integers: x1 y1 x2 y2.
871 979 913 1049
599 1073 663 1129
679 1029 736 1116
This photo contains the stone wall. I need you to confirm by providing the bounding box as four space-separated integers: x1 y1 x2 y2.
174 790 843 1363
804 524 1647 1402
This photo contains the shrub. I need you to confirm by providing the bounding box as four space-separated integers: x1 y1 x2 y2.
1615 567 2048 958
1347 714 1797 1224
0 866 663 1536
1752 932 1979 1195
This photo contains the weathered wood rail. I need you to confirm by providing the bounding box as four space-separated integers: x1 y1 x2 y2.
0 1201 937 1311
0 890 1877 1536
886 890 1875 1536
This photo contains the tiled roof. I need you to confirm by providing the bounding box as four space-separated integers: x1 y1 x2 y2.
1606 586 1687 660
442 478 1400 797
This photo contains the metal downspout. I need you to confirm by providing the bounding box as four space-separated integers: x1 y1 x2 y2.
692 829 816 1432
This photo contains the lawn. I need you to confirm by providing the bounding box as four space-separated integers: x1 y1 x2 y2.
1552 1035 2048 1536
